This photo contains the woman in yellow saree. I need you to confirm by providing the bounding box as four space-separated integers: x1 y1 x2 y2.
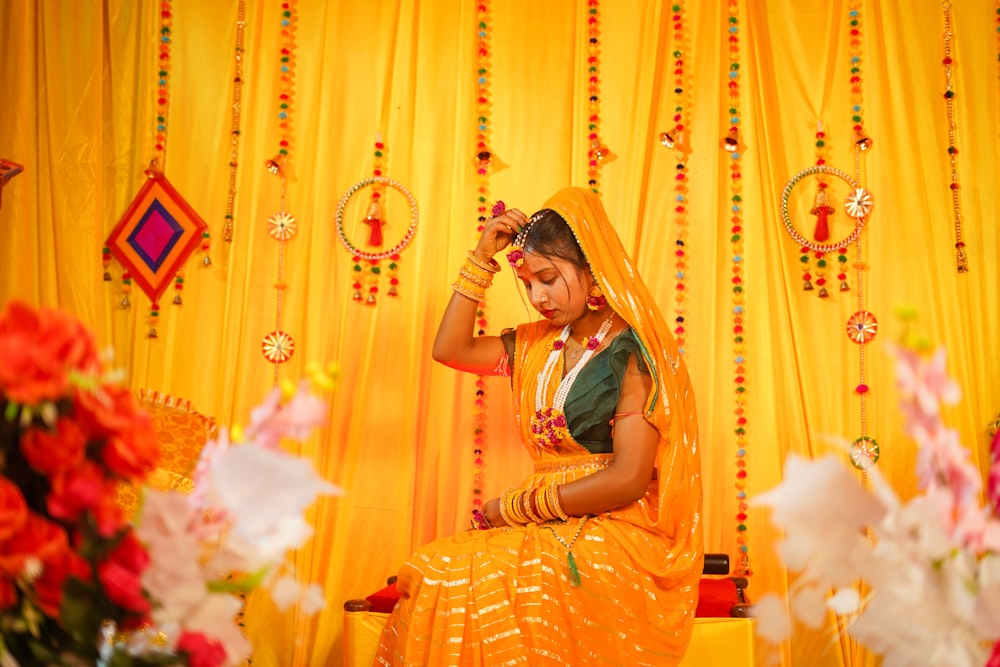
375 187 703 666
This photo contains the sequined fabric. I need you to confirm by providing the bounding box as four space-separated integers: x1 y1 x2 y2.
375 188 702 666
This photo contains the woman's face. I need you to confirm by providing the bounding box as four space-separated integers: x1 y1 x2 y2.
516 251 591 326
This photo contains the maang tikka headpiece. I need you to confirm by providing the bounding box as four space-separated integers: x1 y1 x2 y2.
506 211 546 269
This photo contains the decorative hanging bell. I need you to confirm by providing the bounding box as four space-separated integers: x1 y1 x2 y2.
103 271 112 281
173 294 183 305
818 287 830 298
840 280 850 292
854 130 873 152
203 255 212 267
388 285 398 297
121 295 131 308
803 280 814 291
352 289 363 301
723 127 740 152
148 328 158 339
659 131 675 148
366 293 376 305
265 154 285 176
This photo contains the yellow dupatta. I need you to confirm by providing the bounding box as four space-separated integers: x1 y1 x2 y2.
518 187 704 583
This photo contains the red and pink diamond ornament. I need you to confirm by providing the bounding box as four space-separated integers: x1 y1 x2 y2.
106 172 207 303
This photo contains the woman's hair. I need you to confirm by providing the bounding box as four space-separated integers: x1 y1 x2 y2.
521 209 587 269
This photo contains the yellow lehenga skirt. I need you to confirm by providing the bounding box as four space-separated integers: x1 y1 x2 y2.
374 454 698 666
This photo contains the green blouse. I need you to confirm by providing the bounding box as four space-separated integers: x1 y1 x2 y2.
504 327 651 454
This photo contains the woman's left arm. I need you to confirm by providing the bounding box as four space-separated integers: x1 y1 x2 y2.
549 353 659 516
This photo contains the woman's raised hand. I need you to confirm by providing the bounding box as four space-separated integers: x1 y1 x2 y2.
474 208 527 264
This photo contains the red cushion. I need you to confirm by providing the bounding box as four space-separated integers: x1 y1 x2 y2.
695 578 740 618
366 582 402 613
365 578 742 617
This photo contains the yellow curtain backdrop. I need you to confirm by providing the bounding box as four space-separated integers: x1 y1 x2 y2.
2 1 998 666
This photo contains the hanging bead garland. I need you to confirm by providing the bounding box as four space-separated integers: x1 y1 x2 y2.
472 0 497 522
848 1 872 159
942 3 968 273
724 0 750 577
222 0 247 246
659 0 692 357
585 0 612 194
335 176 419 304
261 0 298 384
148 0 171 334
847 0 876 488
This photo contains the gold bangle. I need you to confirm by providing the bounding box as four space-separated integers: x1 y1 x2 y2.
467 250 501 274
500 487 527 526
522 488 543 524
462 256 497 284
458 265 492 288
506 488 529 525
451 279 485 302
549 481 570 521
535 486 557 522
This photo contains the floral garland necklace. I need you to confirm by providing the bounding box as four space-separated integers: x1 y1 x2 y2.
530 315 614 448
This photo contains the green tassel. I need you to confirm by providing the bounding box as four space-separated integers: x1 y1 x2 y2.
567 551 581 588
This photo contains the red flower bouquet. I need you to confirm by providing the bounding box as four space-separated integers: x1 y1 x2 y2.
0 301 172 664
0 301 338 666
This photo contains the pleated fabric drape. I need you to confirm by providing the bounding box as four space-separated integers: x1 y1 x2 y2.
1 1 997 665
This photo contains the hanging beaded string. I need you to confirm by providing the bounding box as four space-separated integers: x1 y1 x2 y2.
847 0 877 490
221 0 247 246
659 1 691 357
723 0 750 577
942 2 968 273
261 0 298 385
145 1 174 334
471 0 496 523
585 0 609 195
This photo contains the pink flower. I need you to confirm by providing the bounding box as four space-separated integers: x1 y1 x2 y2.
244 383 326 450
135 490 209 622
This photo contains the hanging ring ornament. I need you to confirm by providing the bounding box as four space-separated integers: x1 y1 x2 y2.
335 176 418 261
849 435 880 470
780 165 872 254
267 211 297 241
846 310 878 344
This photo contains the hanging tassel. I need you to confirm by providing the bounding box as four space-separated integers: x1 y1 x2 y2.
363 200 385 247
567 551 581 588
810 188 834 242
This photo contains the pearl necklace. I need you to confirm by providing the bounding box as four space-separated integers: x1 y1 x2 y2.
530 316 614 448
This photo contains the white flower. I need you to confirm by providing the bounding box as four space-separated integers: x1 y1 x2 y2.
205 442 340 570
753 340 1000 666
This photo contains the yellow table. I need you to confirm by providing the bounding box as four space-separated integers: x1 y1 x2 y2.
343 611 755 666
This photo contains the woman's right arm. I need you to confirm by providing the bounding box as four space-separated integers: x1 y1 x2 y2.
432 208 527 374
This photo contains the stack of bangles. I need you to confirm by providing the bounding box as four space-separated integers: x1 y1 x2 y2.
452 251 500 302
502 481 571 527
